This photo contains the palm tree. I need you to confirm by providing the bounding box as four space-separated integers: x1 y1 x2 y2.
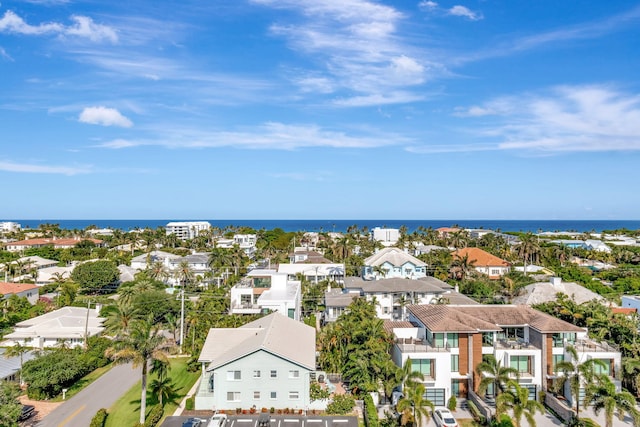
496 381 544 427
397 382 434 427
3 343 31 386
588 376 639 427
106 316 173 424
104 301 140 337
175 260 194 291
150 375 175 406
553 345 607 420
476 354 520 398
514 234 541 276
450 253 476 281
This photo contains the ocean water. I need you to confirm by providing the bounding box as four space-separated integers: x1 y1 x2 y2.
6 219 640 233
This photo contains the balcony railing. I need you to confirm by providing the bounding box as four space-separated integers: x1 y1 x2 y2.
573 339 618 353
395 338 450 353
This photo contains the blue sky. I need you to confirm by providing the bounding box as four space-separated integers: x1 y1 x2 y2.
1 0 639 220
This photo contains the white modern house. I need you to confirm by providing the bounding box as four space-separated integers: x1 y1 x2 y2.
277 263 345 285
372 227 400 247
214 234 258 258
362 247 427 280
387 304 621 407
130 250 213 287
166 221 211 240
195 313 323 411
2 306 105 349
0 222 21 233
229 270 302 320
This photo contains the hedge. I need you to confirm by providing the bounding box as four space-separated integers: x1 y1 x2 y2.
144 405 164 427
90 408 108 427
363 395 379 427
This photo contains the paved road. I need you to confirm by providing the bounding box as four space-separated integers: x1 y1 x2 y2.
35 362 139 427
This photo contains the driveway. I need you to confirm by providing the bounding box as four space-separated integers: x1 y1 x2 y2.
34 362 139 427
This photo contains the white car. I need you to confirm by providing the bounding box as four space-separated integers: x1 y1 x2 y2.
207 413 228 427
433 407 457 427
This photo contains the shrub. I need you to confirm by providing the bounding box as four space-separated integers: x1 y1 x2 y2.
185 397 195 410
447 396 457 411
144 405 164 427
90 408 108 427
363 395 379 427
326 394 355 415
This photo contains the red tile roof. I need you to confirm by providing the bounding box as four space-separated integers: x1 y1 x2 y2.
452 247 510 267
612 307 636 315
0 282 39 294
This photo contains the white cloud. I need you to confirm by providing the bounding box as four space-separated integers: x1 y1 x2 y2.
0 160 91 175
79 106 133 128
449 85 640 153
251 0 436 106
448 5 483 21
418 1 438 10
96 122 410 150
0 10 117 43
0 46 13 61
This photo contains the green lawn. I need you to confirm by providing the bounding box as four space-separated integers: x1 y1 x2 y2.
105 356 199 427
51 363 114 402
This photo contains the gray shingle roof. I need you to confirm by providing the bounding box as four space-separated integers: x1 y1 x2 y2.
344 277 447 293
198 312 315 371
364 247 427 268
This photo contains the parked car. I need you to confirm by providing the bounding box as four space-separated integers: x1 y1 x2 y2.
207 413 228 427
258 413 271 427
182 418 204 427
433 407 458 427
18 405 35 421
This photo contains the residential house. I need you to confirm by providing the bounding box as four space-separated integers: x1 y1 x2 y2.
4 237 104 252
0 282 39 305
215 234 258 258
436 227 461 239
452 247 511 279
0 222 21 233
512 277 604 306
289 248 332 264
323 277 476 323
229 270 302 320
372 227 400 247
362 247 427 280
165 221 211 240
2 306 105 349
621 296 640 312
194 312 322 411
278 263 345 285
130 250 213 287
0 348 37 382
387 304 620 407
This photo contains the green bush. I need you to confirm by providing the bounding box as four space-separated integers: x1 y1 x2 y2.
363 395 379 427
90 408 108 427
144 405 164 427
185 396 195 410
447 396 457 411
326 394 355 415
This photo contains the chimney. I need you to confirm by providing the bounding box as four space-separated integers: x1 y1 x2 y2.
550 277 561 286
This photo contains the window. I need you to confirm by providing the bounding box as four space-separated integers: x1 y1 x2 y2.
227 370 241 380
411 359 435 378
254 391 261 399
491 269 500 275
447 333 459 348
270 370 277 378
289 370 300 378
552 333 564 347
270 391 277 399
253 370 261 378
288 308 295 319
383 307 389 314
227 392 240 402
429 332 444 348
289 391 300 399
451 355 459 372
593 359 611 375
510 356 532 374
451 379 464 398
552 355 564 373
482 332 493 347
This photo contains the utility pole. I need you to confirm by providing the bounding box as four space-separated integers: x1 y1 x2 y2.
179 286 185 354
